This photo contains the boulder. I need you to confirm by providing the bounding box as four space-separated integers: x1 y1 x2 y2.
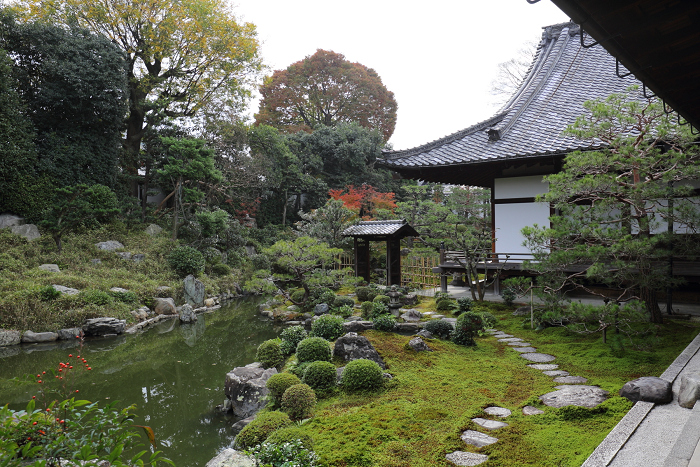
678 372 700 409
204 298 216 307
619 376 673 404
11 224 40 241
57 328 81 341
52 285 79 295
400 309 422 322
342 320 373 333
0 214 24 229
0 330 21 346
333 332 386 369
416 329 433 339
205 448 254 467
314 303 329 315
153 297 177 315
401 293 418 307
408 337 432 352
116 252 132 260
145 224 163 236
39 264 60 273
21 331 58 343
224 366 277 419
184 274 205 307
95 240 124 251
179 304 198 324
83 317 126 336
395 322 421 333
231 415 255 433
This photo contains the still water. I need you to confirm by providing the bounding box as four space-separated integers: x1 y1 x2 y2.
0 298 280 466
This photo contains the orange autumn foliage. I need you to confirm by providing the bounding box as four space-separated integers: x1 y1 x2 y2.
329 185 396 220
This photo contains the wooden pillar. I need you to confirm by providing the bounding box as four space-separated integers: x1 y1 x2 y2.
386 238 401 286
439 242 448 293
355 237 371 283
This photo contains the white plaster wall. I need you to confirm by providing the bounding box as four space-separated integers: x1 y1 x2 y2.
494 202 551 257
494 175 549 200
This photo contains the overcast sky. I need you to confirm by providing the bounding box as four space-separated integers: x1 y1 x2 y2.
232 0 569 151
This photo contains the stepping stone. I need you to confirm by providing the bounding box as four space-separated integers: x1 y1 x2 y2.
460 430 498 448
483 406 511 418
497 337 523 342
446 451 489 466
492 333 513 338
554 376 588 384
528 364 559 370
543 370 569 377
508 342 532 346
513 347 538 353
540 385 609 408
523 406 545 415
485 328 497 333
472 418 508 430
520 353 556 363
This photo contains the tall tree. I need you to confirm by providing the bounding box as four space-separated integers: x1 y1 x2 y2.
490 40 537 108
16 0 263 196
256 49 398 140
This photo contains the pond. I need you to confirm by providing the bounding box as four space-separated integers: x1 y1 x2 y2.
0 298 280 466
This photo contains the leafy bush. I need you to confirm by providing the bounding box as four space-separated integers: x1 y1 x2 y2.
210 263 231 276
478 311 497 329
340 359 384 393
296 337 332 363
246 439 318 467
78 289 113 306
167 246 205 277
109 289 138 304
280 325 307 356
457 297 472 314
333 296 355 309
250 253 271 271
39 285 61 301
423 319 454 339
451 311 483 346
309 315 344 341
290 289 306 304
266 372 302 403
372 314 396 332
372 294 390 305
336 304 354 318
264 427 314 450
302 361 337 393
501 288 516 307
355 286 378 303
371 301 389 318
436 296 457 312
256 339 284 369
235 411 292 449
281 383 317 420
361 301 374 319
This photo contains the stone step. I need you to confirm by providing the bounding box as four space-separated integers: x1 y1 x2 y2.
664 401 700 466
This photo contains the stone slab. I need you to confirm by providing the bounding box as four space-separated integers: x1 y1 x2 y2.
678 372 700 408
540 385 608 408
513 347 538 353
528 364 559 370
498 337 523 342
509 342 532 346
521 353 556 363
39 264 60 273
21 331 58 343
445 451 489 466
483 406 511 418
53 285 79 295
472 417 508 430
543 370 570 377
11 224 40 241
492 333 514 338
460 430 498 448
96 241 124 251
554 375 588 384
523 406 545 415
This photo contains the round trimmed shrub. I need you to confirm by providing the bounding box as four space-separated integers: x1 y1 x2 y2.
281 384 317 420
478 311 497 329
266 372 302 402
372 314 396 332
451 311 483 346
336 304 354 319
235 411 291 449
436 297 457 312
109 289 138 304
280 325 307 356
296 337 332 363
333 296 355 309
167 246 205 277
309 315 344 341
210 263 231 276
79 289 113 306
361 301 374 319
264 426 314 450
256 339 284 369
340 359 384 393
290 289 306 304
355 286 372 302
372 294 390 305
423 319 454 339
302 360 337 393
457 297 473 314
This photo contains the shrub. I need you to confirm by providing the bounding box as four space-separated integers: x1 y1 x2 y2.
39 285 61 301
210 263 231 276
167 246 205 277
457 297 472 314
281 384 317 420
264 427 314 450
256 339 284 369
266 372 302 403
251 253 271 271
235 411 292 449
451 311 483 346
372 314 396 332
372 294 390 305
355 286 376 303
79 289 113 306
280 325 307 356
109 289 138 304
501 288 516 307
436 296 457 312
246 439 318 467
478 311 497 329
423 319 454 339
340 359 384 393
309 315 344 341
288 361 312 379
296 337 331 363
361 301 374 319
336 304 354 319
290 289 306 304
371 301 389 319
333 296 355 309
302 361 337 393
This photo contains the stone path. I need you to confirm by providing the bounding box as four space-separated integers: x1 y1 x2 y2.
445 327 608 466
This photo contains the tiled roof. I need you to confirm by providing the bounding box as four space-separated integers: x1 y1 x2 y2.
342 220 418 237
381 22 642 174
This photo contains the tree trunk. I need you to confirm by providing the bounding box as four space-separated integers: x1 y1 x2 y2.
281 188 288 226
54 235 63 255
172 180 181 241
141 161 150 223
641 286 663 323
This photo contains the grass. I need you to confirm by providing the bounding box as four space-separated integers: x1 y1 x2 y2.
278 302 700 466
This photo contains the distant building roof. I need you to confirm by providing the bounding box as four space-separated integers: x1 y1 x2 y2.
380 22 643 186
342 220 419 238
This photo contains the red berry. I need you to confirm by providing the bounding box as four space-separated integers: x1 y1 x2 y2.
37 380 42 383
69 366 73 369
68 354 72 357
33 422 37 425
46 409 50 412
75 390 79 393
32 396 36 399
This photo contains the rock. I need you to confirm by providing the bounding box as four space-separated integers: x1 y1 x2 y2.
244 245 256 257
231 415 255 433
83 317 126 336
204 298 215 307
314 303 329 315
110 287 130 294
520 353 556 363
554 376 588 384
57 328 81 340
260 310 274 319
619 376 672 404
416 329 433 339
153 297 177 315
528 364 559 370
509 342 532 346
402 293 418 306
498 337 523 342
483 406 511 418
286 305 300 312
543 370 569 377
513 305 532 316
132 254 146 263
678 372 700 408
333 332 386 369
52 285 79 295
224 366 278 419
492 333 514 338
11 224 40 241
0 214 24 229
430 314 445 319
442 318 457 326
445 451 489 466
408 337 432 352
523 406 545 415
116 252 132 260
460 429 498 448
131 308 148 321
395 322 421 333
145 224 163 236
96 240 124 251
205 448 254 467
400 309 422 322
342 321 373 333
513 347 538 353
540 385 609 408
91 259 102 265
472 417 508 430
179 304 198 324
0 330 21 346
21 331 58 343
39 264 60 273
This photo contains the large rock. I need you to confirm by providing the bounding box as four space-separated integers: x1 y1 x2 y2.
179 304 198 324
21 331 58 343
11 224 40 241
401 293 418 307
540 385 609 408
39 264 60 273
333 332 386 369
342 320 373 332
83 318 126 336
408 337 432 352
95 240 124 251
153 297 177 315
678 372 700 409
205 448 253 467
184 274 205 307
314 303 329 315
619 376 673 404
224 366 277 419
400 309 422 322
0 214 23 229
0 330 21 346
395 322 421 333
57 328 81 340
145 224 163 236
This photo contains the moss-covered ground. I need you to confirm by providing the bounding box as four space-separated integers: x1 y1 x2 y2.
287 303 700 466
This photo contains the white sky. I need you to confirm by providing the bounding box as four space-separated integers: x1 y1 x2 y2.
231 0 569 151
